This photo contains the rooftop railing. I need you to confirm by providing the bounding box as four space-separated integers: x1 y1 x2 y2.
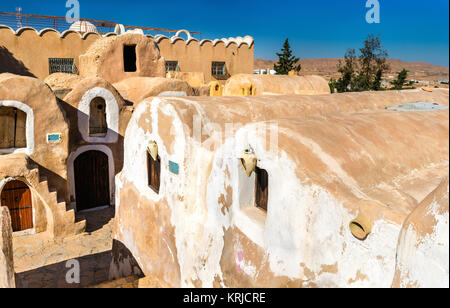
0 11 202 39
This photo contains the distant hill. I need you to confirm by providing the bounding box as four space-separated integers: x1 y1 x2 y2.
254 58 449 82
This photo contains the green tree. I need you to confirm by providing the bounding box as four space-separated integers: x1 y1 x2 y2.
329 78 337 93
274 39 301 75
353 34 390 91
335 49 358 92
391 69 409 90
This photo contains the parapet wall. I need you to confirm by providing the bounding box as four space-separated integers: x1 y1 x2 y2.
0 25 254 83
156 34 254 83
0 26 99 80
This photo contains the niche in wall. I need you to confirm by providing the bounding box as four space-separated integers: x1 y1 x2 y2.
89 97 107 137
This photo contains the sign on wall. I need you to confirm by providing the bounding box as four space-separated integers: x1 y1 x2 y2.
169 161 179 175
47 133 62 144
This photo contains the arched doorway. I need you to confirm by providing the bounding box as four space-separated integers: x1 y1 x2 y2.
74 150 110 212
0 180 33 232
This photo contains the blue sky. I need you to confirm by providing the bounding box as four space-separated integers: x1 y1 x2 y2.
1 0 448 66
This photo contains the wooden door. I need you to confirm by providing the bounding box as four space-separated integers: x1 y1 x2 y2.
74 151 110 212
1 180 33 232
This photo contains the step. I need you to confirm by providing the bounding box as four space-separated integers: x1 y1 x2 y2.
74 220 86 235
37 181 50 194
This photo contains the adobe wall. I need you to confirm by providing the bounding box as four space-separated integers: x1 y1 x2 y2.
0 26 254 84
223 74 331 96
113 77 195 105
166 72 205 88
0 74 85 238
0 154 51 235
202 113 447 288
0 26 99 80
156 36 254 84
61 76 133 206
0 74 70 201
392 176 449 288
0 206 15 288
111 91 449 287
79 33 165 84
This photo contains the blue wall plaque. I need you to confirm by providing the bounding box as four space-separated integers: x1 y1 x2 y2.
47 134 61 143
169 161 179 175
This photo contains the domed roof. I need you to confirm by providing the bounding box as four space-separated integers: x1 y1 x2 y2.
69 21 98 33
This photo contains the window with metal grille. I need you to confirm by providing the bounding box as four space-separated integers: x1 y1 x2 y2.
212 62 226 76
255 167 268 212
166 61 179 73
147 151 161 194
0 107 26 150
49 58 75 74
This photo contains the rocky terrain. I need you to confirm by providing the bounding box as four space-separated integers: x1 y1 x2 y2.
255 58 449 83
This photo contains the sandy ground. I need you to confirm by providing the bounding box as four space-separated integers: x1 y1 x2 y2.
13 207 114 288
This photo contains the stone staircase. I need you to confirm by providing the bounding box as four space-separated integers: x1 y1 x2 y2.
33 168 86 238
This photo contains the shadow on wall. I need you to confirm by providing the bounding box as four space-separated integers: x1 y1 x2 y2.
20 156 68 205
29 157 69 204
109 240 145 281
0 46 35 77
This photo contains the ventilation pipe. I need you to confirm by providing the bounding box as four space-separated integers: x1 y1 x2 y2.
349 213 373 240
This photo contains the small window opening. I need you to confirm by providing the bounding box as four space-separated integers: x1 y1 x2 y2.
124 45 137 72
147 151 161 193
89 97 107 137
49 58 75 74
212 62 226 76
166 61 179 73
0 107 26 150
255 167 268 211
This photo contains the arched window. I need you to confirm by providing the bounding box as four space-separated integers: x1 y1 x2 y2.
0 107 26 150
89 97 107 137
